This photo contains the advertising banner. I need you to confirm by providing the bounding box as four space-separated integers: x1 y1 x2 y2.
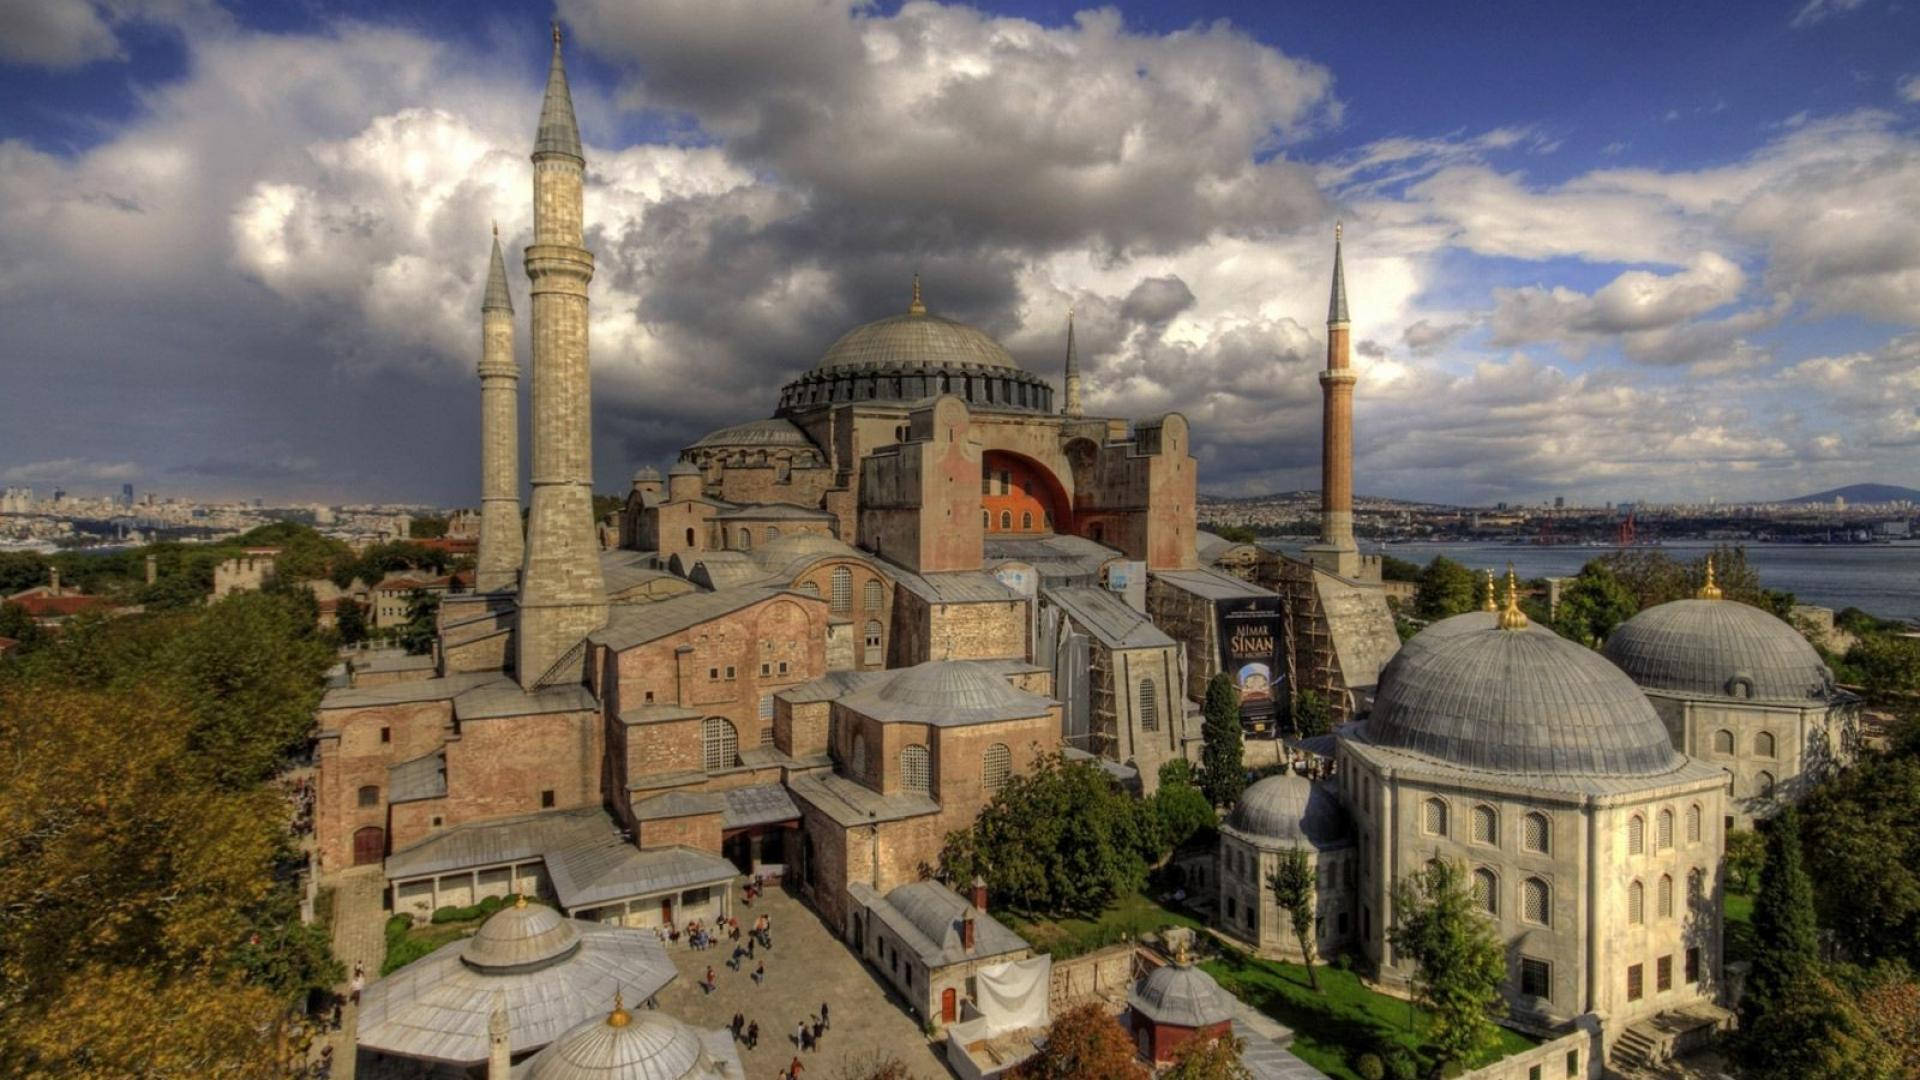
1216 596 1284 733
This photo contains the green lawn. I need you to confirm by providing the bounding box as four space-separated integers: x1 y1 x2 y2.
1724 889 1755 966
1001 889 1208 959
1202 948 1539 1080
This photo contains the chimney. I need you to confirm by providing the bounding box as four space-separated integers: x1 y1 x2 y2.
145 554 157 586
969 876 988 913
961 907 976 952
48 567 61 596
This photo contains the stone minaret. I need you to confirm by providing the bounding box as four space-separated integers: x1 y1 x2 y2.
487 992 511 1079
1306 222 1360 578
475 225 524 593
517 23 607 686
1062 305 1083 418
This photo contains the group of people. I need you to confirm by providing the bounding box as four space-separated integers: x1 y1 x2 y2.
725 1001 826 1080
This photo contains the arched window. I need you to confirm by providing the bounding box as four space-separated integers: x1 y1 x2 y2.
685 527 696 547
798 581 820 597
1524 812 1550 854
1423 798 1448 836
701 717 738 774
1473 868 1498 915
1523 878 1550 925
1473 805 1497 845
982 509 988 527
1755 731 1776 758
1629 879 1645 924
850 731 868 777
863 579 883 611
1713 729 1734 754
766 526 780 541
1021 511 1032 530
864 620 883 652
1000 510 1012 530
1756 771 1776 798
982 744 1012 795
1628 814 1645 855
737 528 751 551
1658 874 1674 918
357 785 380 808
1139 679 1159 732
1687 804 1702 844
1658 808 1674 850
900 745 931 794
831 567 852 613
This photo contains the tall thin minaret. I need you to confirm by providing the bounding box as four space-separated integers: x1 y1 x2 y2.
1307 222 1359 577
1062 305 1082 418
475 224 523 593
517 22 607 686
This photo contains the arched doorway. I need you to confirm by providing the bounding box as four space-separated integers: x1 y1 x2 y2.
942 987 957 1023
353 826 385 866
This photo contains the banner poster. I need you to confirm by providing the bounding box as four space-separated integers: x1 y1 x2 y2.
1216 596 1284 734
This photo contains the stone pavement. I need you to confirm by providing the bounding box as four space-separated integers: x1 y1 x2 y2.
651 885 951 1079
310 865 388 1079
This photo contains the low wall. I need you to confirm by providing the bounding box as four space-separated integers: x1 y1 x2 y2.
1047 943 1137 1011
1455 1023 1599 1080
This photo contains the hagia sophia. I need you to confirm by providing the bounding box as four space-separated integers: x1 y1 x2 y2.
314 27 1860 1080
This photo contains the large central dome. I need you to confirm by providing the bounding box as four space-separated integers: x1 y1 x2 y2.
777 280 1055 414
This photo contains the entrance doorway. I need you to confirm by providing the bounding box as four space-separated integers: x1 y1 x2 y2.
942 987 957 1023
353 826 385 866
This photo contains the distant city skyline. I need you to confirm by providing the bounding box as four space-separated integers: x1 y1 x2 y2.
1 0 1916 507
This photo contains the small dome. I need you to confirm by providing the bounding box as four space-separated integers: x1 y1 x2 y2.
814 312 1020 375
1130 961 1235 1028
1230 773 1350 850
1604 598 1835 704
749 533 861 571
686 417 815 451
877 661 1026 711
524 1007 714 1080
631 466 661 483
463 900 581 972
666 462 700 477
1366 622 1680 777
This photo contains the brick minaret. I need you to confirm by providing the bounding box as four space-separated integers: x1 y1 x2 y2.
517 23 606 686
1306 223 1360 578
475 225 523 593
1062 306 1082 418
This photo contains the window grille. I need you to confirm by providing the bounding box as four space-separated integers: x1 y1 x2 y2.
863 579 883 610
1659 809 1673 850
900 745 930 794
1524 812 1550 853
1524 878 1550 925
1139 679 1158 732
1629 879 1644 924
1474 868 1498 914
1756 731 1776 758
1658 874 1673 918
702 718 738 773
1423 798 1448 836
831 567 852 613
1628 815 1645 855
1688 803 1702 843
983 744 1012 795
1474 805 1497 844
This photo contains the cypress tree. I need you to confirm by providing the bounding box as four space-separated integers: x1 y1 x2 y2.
1743 807 1819 1032
1199 673 1245 807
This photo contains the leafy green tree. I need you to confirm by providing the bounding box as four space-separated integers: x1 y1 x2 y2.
1265 847 1320 992
1742 808 1820 1039
1737 974 1898 1080
139 568 208 610
941 753 1154 917
1387 859 1507 1070
1290 689 1332 738
1725 828 1766 894
1199 673 1245 807
1800 756 1920 968
1551 560 1639 648
1151 759 1217 852
1213 525 1258 544
1379 555 1422 583
398 588 440 656
1414 556 1476 620
1163 1032 1251 1080
335 595 369 646
0 601 46 653
0 551 50 594
1845 634 1920 697
1595 548 1692 610
408 515 449 539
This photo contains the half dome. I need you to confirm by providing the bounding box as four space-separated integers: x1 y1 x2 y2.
1603 597 1835 704
1365 623 1681 776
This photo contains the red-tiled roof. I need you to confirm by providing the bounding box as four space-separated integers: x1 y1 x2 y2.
10 594 112 618
0 636 19 655
416 537 477 554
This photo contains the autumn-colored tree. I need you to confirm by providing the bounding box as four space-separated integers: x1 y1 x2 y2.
1163 1032 1251 1080
1859 968 1920 1070
1014 1002 1144 1080
831 1052 925 1080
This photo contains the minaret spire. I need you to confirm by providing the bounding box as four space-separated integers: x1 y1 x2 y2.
475 229 522 592
518 23 607 685
1307 221 1359 577
908 273 926 316
1062 305 1083 418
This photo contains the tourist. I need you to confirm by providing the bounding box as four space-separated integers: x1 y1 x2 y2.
747 934 756 960
753 960 765 985
800 1025 814 1053
746 1020 759 1050
819 1002 829 1030
730 944 745 970
704 966 717 994
811 1017 823 1047
349 965 364 1007
788 1057 804 1078
731 1012 743 1040
793 1020 805 1048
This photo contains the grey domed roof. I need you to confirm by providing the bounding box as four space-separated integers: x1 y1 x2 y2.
814 312 1020 375
631 466 660 482
686 417 815 451
464 900 581 972
523 1005 731 1080
1229 773 1351 850
1365 623 1681 776
1130 961 1235 1028
666 462 700 477
838 660 1053 726
1603 598 1835 704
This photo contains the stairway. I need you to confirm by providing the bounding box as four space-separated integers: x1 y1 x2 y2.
1609 1025 1661 1072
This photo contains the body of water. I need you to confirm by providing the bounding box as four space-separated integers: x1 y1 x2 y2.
1361 541 1920 623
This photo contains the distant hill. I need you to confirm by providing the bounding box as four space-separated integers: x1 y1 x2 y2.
1779 483 1920 505
1198 489 1449 508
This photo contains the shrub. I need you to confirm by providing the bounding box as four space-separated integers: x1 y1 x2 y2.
1385 1051 1418 1080
1355 1052 1386 1080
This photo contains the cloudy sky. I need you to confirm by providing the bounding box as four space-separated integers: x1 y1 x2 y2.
1 0 1916 507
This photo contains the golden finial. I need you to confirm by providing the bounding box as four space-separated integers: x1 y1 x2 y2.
908 273 925 316
552 20 563 47
514 893 527 909
608 990 631 1028
1481 569 1497 612
1498 563 1529 630
1697 554 1723 600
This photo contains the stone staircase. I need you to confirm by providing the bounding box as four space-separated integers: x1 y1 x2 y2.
1608 1005 1735 1074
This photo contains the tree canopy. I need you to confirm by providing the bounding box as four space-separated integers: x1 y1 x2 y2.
1012 1001 1143 1080
1163 1032 1251 1080
1386 859 1507 1069
1199 673 1245 807
1742 808 1820 1045
1550 560 1639 648
1265 847 1319 991
1799 757 1920 968
1413 556 1476 621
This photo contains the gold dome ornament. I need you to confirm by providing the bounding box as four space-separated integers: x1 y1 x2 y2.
908 272 925 317
1482 569 1498 612
607 990 630 1028
1697 555 1723 600
1498 565 1529 630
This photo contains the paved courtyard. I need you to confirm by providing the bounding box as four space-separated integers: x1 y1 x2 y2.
651 885 951 1079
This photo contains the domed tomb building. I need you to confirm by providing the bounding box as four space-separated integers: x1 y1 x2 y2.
1603 559 1858 827
1216 770 1357 960
1335 579 1729 1059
